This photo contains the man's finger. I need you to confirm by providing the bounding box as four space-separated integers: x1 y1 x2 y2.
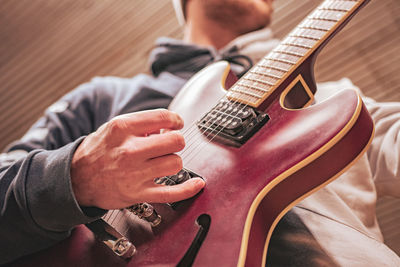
142 154 183 179
130 131 185 159
118 109 184 136
144 178 205 203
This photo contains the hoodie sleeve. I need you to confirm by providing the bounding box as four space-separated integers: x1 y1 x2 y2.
0 82 106 264
0 73 180 264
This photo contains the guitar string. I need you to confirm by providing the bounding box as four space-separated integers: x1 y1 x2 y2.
113 209 126 231
110 210 119 225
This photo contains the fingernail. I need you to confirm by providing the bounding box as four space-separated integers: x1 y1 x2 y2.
193 178 205 188
178 116 184 127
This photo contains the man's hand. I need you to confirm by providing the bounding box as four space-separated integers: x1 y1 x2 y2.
70 109 205 210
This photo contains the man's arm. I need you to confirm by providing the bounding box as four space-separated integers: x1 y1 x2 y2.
0 80 204 263
0 82 103 263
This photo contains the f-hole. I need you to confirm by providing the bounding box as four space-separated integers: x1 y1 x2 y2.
177 214 211 267
282 76 314 109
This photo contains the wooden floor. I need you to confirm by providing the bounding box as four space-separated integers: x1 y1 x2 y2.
1 0 399 257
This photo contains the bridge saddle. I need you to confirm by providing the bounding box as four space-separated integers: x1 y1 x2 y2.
127 203 162 227
86 219 136 259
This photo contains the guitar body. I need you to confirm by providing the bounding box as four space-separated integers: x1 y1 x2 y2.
124 61 373 266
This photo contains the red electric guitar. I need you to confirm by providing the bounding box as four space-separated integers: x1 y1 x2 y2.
12 0 373 266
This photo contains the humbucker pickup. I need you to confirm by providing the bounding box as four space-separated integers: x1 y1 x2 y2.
196 99 269 146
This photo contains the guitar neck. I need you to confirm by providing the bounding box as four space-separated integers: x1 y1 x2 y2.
227 0 370 108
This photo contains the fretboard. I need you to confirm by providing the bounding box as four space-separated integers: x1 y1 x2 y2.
227 0 370 107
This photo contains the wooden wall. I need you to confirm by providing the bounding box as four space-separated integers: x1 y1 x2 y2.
0 0 399 256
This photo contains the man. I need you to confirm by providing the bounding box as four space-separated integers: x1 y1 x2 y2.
1 0 399 265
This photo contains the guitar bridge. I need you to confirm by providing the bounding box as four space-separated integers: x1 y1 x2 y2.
197 99 269 146
127 203 162 227
86 219 136 259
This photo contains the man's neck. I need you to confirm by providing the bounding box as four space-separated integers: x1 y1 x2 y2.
183 1 240 50
183 20 239 50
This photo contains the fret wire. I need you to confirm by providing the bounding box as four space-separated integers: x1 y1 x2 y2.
256 59 292 74
294 27 327 36
308 17 339 23
299 19 336 31
259 65 288 72
233 80 269 93
320 3 353 12
263 58 293 70
242 76 275 87
309 10 345 22
282 40 314 49
313 9 347 17
299 24 330 31
227 91 259 104
276 44 309 57
291 28 326 39
250 70 282 82
287 36 317 47
289 34 320 41
321 0 357 11
266 56 298 65
259 58 293 72
318 6 351 12
230 88 264 99
269 51 301 64
273 49 304 58
236 82 269 94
